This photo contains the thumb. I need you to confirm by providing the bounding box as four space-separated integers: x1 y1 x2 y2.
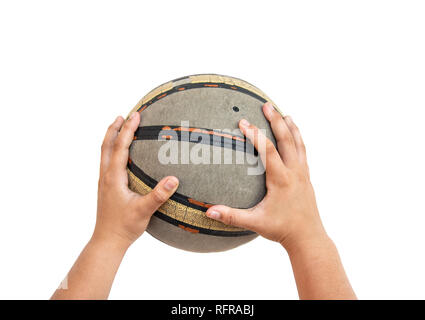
139 176 179 214
206 205 256 230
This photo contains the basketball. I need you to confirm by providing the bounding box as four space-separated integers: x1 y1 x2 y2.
127 74 282 252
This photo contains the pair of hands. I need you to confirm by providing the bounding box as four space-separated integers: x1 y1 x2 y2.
94 102 326 251
54 102 355 300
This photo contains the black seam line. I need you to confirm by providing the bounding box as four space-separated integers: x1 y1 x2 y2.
135 125 246 138
128 161 208 212
128 161 255 237
154 211 255 237
133 126 256 155
136 82 267 113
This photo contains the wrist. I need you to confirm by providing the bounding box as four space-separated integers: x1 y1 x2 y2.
90 230 132 254
280 224 330 255
282 232 333 259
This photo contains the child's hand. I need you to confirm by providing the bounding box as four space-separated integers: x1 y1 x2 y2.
51 113 179 299
206 102 327 250
93 112 179 248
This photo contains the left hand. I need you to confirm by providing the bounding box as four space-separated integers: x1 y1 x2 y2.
93 112 179 248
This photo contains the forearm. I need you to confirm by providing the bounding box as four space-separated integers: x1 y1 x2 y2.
285 235 356 300
51 235 129 300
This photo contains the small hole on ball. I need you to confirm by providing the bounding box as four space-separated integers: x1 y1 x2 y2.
232 106 239 112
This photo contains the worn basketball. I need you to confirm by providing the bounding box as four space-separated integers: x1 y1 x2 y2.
127 74 282 252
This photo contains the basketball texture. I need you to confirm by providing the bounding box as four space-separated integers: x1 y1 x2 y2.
127 74 283 252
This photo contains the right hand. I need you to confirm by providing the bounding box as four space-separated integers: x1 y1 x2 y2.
206 102 328 249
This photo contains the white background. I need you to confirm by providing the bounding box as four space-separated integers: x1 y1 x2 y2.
0 0 424 299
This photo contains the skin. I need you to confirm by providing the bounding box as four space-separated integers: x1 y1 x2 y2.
206 103 356 300
51 112 179 299
51 103 356 300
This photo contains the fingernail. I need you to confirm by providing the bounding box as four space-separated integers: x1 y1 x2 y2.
240 119 250 127
207 210 221 220
164 177 178 191
129 112 136 120
285 115 292 123
264 102 275 117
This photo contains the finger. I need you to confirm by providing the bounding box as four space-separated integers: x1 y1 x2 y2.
239 118 284 176
111 111 140 170
262 102 298 166
100 116 124 173
138 176 179 215
284 116 307 164
206 205 257 230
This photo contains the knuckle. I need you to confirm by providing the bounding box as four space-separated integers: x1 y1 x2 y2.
113 138 125 151
223 212 236 226
263 141 276 157
274 176 288 188
281 132 293 145
102 172 114 186
281 130 290 141
284 116 293 126
122 120 132 130
151 189 168 204
290 120 299 130
224 214 233 226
